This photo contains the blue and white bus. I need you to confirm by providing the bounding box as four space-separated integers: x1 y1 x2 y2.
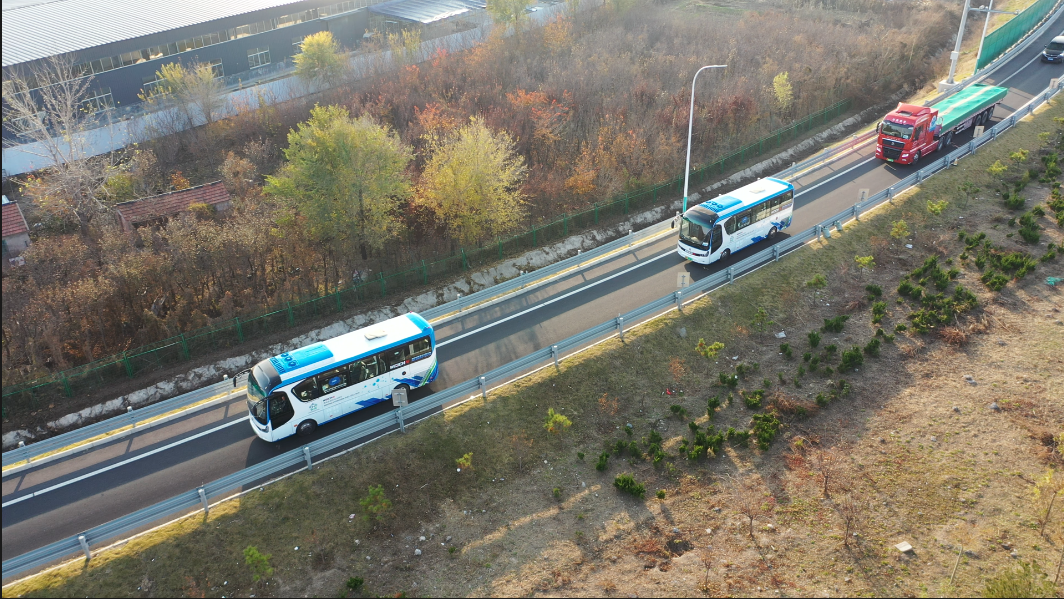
245 313 438 441
677 177 794 266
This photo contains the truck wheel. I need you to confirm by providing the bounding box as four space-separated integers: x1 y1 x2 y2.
296 420 317 437
911 151 920 165
943 132 953 147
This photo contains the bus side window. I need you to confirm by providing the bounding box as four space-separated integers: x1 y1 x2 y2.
724 217 737 235
409 337 431 358
355 356 381 383
737 210 752 229
318 366 349 396
755 202 771 222
770 197 780 214
381 346 406 370
293 377 320 402
779 190 793 210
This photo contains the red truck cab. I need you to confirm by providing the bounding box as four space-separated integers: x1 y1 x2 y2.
875 103 940 165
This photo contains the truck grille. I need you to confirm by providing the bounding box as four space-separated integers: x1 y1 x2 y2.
882 147 902 160
881 138 905 149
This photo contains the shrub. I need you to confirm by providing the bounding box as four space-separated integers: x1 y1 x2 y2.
544 408 572 434
719 372 739 388
808 330 821 348
726 427 750 447
780 343 793 359
695 338 724 359
823 344 837 355
815 393 829 407
822 315 849 333
656 489 666 500
360 484 393 522
670 404 688 419
987 160 1007 177
577 452 585 460
890 220 910 239
614 439 627 453
871 301 887 324
840 346 864 371
863 338 881 357
553 487 562 500
855 255 875 270
244 546 274 582
707 395 722 417
803 352 812 362
751 412 783 450
595 452 610 471
628 441 643 459
743 388 765 410
624 423 634 437
865 284 882 299
645 430 663 446
735 362 758 379
809 355 820 370
614 473 646 498
926 199 948 215
456 453 474 471
1005 192 1025 210
346 577 365 593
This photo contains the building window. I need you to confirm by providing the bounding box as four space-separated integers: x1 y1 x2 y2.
293 36 305 53
248 47 271 69
141 73 164 97
83 87 114 113
208 58 224 78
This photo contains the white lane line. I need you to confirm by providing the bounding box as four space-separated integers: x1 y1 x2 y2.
995 47 1053 87
795 156 877 198
1 417 248 509
438 250 676 347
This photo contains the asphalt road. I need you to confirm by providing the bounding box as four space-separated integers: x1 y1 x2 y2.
4 13 1062 564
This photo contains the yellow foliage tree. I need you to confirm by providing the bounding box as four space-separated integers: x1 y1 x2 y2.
294 31 346 87
417 117 527 246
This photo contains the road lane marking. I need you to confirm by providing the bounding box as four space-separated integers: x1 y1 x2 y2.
1 418 248 509
438 250 676 347
795 156 878 198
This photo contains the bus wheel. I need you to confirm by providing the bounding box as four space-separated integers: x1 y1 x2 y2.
767 226 778 240
719 249 731 263
296 420 317 437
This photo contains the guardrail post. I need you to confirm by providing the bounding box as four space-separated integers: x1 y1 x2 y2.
552 345 560 371
854 203 861 222
198 487 209 516
816 224 821 241
457 293 462 313
303 446 312 470
675 290 683 312
396 404 406 433
726 267 734 284
480 376 487 401
617 316 625 342
772 244 780 262
823 225 832 239
78 534 91 561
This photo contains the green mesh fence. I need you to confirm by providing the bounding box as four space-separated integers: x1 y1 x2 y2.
976 0 1059 70
1 98 851 416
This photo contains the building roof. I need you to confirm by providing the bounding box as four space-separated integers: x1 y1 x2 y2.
115 180 230 225
369 0 484 25
2 201 30 238
2 0 308 67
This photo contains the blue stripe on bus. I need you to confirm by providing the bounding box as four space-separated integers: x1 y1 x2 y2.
271 332 433 391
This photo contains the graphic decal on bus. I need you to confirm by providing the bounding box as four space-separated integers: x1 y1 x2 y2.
270 343 334 374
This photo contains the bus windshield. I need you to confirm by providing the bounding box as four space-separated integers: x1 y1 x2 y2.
248 397 268 425
880 120 913 140
247 365 270 402
680 215 714 246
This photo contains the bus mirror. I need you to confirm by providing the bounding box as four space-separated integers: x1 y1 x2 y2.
392 387 409 407
234 368 251 388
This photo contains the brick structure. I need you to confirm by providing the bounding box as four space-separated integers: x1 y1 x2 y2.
115 181 231 232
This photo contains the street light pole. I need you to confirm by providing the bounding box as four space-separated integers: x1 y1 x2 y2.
683 64 727 214
946 0 974 85
944 0 1018 87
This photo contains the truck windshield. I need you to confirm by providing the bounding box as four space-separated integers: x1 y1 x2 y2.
880 120 913 140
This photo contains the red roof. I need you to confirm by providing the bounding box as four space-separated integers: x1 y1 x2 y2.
115 181 230 226
2 202 29 238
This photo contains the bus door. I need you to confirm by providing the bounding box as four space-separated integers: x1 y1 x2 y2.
710 224 723 255
267 391 294 431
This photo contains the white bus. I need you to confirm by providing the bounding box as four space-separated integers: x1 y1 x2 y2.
677 177 794 266
245 313 438 441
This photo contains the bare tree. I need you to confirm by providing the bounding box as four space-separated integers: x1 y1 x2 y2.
810 446 845 498
3 55 119 235
141 61 226 128
726 473 769 539
836 493 864 548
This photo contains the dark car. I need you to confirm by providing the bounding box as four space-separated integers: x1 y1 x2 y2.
1042 36 1064 63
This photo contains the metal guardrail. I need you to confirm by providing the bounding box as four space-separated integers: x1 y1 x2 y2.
4 77 1059 581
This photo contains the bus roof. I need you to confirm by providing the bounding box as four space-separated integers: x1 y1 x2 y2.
268 313 432 384
698 177 791 219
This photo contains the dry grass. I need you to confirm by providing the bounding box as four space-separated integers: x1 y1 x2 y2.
5 95 1064 599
